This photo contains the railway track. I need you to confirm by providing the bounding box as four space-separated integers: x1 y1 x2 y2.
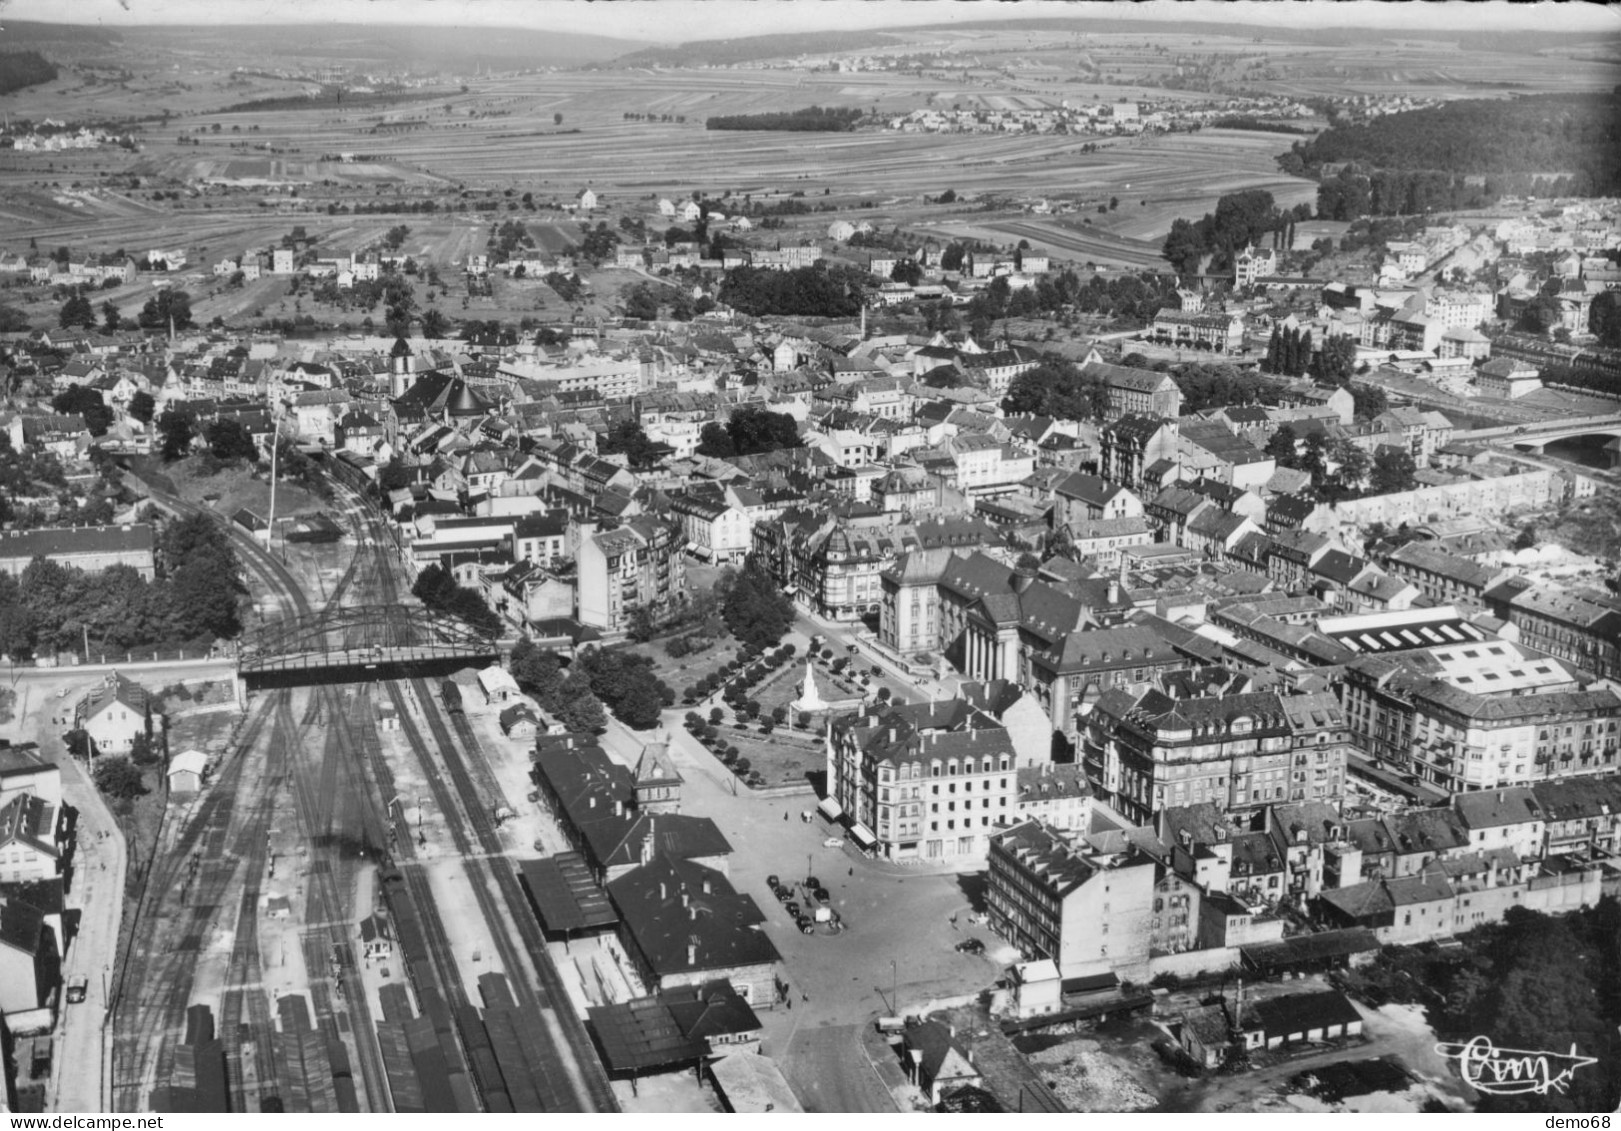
130 471 612 1111
117 481 392 1111
111 695 282 1111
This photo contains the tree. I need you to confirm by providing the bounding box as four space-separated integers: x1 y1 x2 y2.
1368 447 1418 495
378 457 412 492
1264 422 1299 465
127 390 157 425
445 586 503 636
1313 335 1358 385
626 604 658 644
52 384 113 437
130 731 161 767
419 308 449 339
59 292 95 329
557 681 607 732
205 418 259 462
1320 438 1370 503
599 420 661 468
722 405 801 456
101 300 123 332
0 304 30 333
890 259 923 286
553 112 563 126
1001 358 1108 421
1512 522 1538 551
93 756 147 799
722 559 795 649
137 288 194 332
64 729 92 760
509 638 565 703
155 407 197 461
1263 327 1282 374
695 422 736 458
1351 384 1389 421
614 680 665 730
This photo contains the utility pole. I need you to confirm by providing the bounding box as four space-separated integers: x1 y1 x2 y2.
267 414 281 553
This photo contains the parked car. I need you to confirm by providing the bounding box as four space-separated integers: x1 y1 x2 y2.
797 918 816 935
822 837 845 848
66 976 88 1004
784 902 800 919
805 875 821 890
766 874 780 889
812 887 830 903
775 887 793 903
954 938 985 955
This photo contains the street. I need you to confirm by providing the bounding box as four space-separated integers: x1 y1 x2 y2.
46 743 128 1113
593 688 1006 1113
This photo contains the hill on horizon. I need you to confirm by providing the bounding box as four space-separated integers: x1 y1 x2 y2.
0 20 637 69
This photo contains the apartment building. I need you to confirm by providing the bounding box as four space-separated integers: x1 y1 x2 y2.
1341 645 1621 791
1085 688 1351 825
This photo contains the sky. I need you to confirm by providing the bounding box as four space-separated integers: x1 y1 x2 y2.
3 0 1617 43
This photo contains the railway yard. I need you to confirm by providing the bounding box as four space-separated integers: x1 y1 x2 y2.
105 480 616 1113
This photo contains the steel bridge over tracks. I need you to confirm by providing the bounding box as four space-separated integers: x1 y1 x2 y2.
239 605 499 690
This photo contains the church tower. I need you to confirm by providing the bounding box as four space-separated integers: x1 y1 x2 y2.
389 336 414 399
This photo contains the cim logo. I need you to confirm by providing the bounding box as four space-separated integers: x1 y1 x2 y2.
1435 1036 1598 1097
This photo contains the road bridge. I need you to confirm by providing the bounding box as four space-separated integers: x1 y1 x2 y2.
238 605 499 690
1453 412 1621 464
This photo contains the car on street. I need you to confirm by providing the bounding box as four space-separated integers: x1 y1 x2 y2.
66 976 88 1003
766 874 780 889
56 688 70 698
805 875 821 890
812 886 830 903
775 887 793 903
784 902 800 919
822 837 845 848
796 917 815 935
954 938 985 955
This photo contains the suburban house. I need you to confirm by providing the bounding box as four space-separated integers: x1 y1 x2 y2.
74 673 164 759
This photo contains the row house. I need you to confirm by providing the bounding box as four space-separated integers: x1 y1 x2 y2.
1084 687 1351 826
1383 542 1505 611
1146 309 1245 354
1098 415 1179 492
667 490 752 565
1053 472 1142 530
1029 623 1188 738
1341 648 1621 792
1486 578 1621 681
1081 361 1184 421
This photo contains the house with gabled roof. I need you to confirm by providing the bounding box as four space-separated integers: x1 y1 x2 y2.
73 673 163 759
903 1021 983 1104
606 854 778 1004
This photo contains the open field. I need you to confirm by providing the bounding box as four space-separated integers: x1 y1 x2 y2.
0 22 1614 291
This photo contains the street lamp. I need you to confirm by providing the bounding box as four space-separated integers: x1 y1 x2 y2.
891 958 898 1015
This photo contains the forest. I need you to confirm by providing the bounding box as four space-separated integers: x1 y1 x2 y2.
716 262 867 317
0 51 58 96
1282 93 1621 218
706 105 864 131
